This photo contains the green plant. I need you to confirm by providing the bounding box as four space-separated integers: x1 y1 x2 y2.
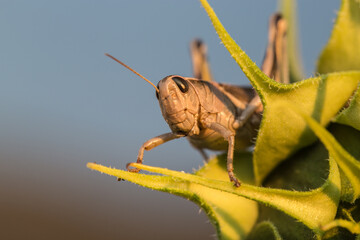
88 0 360 239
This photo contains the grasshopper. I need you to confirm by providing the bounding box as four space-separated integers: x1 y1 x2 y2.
106 13 288 187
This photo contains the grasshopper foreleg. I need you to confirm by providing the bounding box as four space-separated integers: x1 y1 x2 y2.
127 132 184 173
205 122 241 187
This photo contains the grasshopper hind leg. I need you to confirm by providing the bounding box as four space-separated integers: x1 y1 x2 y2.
190 39 214 82
235 13 288 129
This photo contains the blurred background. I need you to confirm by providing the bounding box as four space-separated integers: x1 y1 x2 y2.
0 1 339 239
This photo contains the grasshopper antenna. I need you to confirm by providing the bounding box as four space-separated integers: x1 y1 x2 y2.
105 53 160 93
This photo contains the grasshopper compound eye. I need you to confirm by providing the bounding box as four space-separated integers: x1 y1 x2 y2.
172 76 189 93
156 83 160 99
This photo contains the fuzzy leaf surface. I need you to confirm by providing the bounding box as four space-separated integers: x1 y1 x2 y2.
89 151 340 235
316 0 360 130
199 0 360 184
283 102 360 203
88 153 257 240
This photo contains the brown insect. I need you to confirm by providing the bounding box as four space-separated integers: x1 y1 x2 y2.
106 13 288 187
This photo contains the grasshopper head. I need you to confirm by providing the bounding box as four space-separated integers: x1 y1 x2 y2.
103 54 200 135
156 75 200 135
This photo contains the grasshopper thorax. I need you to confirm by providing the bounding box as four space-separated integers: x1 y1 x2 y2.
156 75 200 136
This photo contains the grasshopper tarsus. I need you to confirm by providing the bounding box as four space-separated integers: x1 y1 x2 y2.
232 178 242 187
126 162 141 173
228 168 241 187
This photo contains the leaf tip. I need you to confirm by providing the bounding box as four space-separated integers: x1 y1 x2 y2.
87 162 100 171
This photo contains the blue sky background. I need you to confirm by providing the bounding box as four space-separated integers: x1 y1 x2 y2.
0 1 339 239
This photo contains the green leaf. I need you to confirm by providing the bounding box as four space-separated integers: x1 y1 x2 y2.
335 86 360 131
258 141 331 239
316 0 360 131
328 124 360 203
88 151 340 235
317 0 360 74
247 221 282 240
199 0 360 184
321 219 360 235
320 204 360 238
279 0 304 82
254 72 360 184
88 153 258 240
279 102 360 203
